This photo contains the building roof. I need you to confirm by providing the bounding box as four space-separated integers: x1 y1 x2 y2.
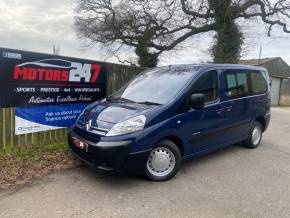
239 57 290 78
239 57 280 66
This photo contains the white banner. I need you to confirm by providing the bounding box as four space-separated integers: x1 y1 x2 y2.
15 116 62 135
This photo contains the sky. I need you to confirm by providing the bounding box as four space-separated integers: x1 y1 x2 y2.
0 0 290 66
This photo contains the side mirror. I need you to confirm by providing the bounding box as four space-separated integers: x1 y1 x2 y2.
190 93 205 109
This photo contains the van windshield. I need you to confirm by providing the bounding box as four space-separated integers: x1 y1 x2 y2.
110 66 199 105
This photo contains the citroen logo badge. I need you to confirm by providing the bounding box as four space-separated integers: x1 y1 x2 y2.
86 120 92 131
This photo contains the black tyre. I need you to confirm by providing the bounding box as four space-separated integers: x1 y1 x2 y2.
242 121 263 149
145 140 182 181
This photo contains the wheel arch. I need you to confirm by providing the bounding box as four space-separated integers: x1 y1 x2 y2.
255 116 266 132
159 135 184 156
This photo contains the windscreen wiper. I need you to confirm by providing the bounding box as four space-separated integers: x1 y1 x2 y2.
119 98 136 103
107 97 136 103
137 101 162 106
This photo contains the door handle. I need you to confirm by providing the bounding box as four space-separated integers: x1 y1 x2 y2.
216 108 224 114
224 106 233 112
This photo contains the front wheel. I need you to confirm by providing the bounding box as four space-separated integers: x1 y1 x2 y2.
145 140 182 181
242 122 263 149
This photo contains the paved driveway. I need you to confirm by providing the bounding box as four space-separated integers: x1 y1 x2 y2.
1 107 290 218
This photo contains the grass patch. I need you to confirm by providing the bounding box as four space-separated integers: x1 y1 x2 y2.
13 142 68 158
0 142 80 190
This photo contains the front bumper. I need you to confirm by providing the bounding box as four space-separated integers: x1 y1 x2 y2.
68 129 149 173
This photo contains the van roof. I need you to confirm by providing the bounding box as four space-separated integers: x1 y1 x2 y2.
166 63 267 72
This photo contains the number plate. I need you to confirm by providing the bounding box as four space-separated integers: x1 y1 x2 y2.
72 137 88 152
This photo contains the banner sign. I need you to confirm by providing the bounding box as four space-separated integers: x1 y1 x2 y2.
0 47 107 107
0 48 107 135
15 103 88 135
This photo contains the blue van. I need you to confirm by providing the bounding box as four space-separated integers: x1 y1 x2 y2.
68 64 271 181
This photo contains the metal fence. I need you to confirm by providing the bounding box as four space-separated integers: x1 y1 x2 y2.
0 63 144 153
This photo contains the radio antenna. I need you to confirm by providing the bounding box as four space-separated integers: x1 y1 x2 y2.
258 45 262 65
53 45 60 55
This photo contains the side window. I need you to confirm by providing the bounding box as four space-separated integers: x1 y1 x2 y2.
225 70 249 98
191 71 218 103
237 72 249 96
225 73 238 97
250 71 268 94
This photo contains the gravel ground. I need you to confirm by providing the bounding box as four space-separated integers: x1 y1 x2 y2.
0 107 290 218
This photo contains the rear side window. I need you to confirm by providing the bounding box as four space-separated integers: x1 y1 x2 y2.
191 71 218 103
225 70 249 98
250 71 268 94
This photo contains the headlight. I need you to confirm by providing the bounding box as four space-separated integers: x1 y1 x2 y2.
106 115 146 136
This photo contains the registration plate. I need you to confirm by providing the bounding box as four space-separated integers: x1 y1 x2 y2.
72 137 88 152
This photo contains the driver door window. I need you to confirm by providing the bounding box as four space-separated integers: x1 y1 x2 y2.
191 71 219 104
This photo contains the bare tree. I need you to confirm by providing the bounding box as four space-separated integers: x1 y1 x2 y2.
74 0 216 67
75 0 290 66
181 0 290 63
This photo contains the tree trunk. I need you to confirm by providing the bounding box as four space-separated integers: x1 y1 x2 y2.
135 41 158 68
212 21 243 63
210 0 244 64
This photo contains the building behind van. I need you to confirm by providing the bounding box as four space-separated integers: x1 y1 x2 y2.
240 57 290 106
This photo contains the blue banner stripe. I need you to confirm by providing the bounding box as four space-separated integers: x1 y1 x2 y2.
15 103 89 127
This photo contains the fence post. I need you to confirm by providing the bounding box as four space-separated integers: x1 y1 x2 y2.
2 108 6 152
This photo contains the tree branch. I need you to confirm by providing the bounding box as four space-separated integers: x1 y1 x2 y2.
180 0 214 18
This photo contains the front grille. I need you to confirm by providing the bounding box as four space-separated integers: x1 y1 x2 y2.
73 127 100 143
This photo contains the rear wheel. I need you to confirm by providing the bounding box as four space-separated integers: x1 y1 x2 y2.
145 140 182 181
242 121 263 149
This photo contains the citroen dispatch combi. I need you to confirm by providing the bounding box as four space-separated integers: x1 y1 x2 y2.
68 64 271 181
